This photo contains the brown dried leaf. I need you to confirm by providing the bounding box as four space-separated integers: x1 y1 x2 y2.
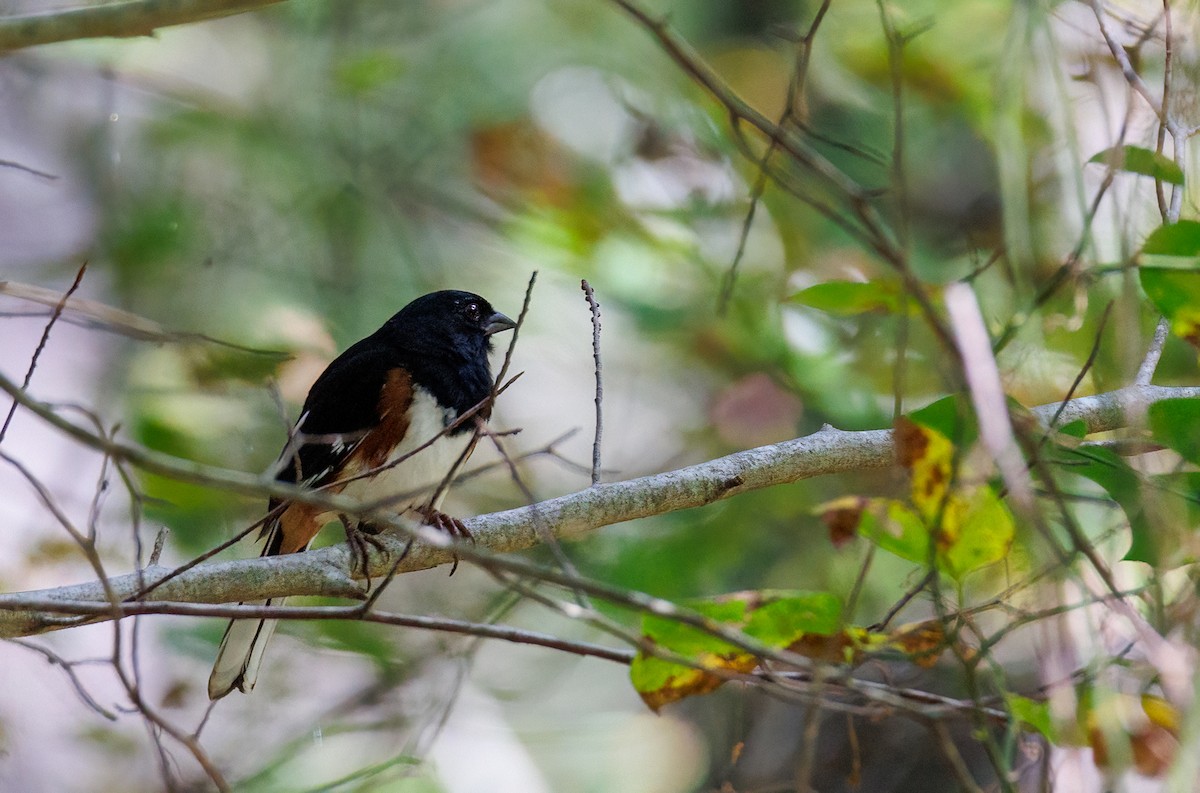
889 620 948 668
819 495 867 549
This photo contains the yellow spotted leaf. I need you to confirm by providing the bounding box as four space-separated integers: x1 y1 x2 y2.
938 486 1015 580
633 649 758 712
894 416 954 522
630 591 842 711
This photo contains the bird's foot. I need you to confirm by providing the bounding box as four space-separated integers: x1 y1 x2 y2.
413 505 474 576
341 514 389 585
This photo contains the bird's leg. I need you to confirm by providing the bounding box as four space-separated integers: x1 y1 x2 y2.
413 505 474 576
339 513 389 587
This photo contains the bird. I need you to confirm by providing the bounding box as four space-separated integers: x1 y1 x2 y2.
208 290 516 700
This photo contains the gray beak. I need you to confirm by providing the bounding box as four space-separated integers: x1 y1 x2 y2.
485 311 517 336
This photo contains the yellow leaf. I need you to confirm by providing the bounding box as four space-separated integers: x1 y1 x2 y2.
1170 306 1200 349
1087 693 1180 777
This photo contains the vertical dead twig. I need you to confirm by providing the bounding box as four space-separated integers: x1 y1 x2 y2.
1154 0 1173 220
149 527 168 566
877 2 916 421
581 280 603 487
0 261 87 445
480 422 593 610
876 0 917 253
493 271 537 395
716 0 832 314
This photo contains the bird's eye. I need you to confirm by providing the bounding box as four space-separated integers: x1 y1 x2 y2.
464 301 482 321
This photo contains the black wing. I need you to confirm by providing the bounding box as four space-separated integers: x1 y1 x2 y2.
272 339 399 495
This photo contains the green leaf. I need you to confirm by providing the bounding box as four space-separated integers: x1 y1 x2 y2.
107 201 193 274
1007 694 1058 742
855 499 931 564
940 485 1015 580
848 488 1014 580
1058 419 1088 439
789 281 912 316
640 599 746 660
742 591 843 643
1089 145 1185 185
1060 444 1200 568
907 394 978 447
1139 268 1200 347
1149 399 1200 465
631 591 842 710
334 52 407 95
190 346 290 385
1053 446 1160 564
1138 224 1200 326
1142 220 1200 257
1138 227 1200 344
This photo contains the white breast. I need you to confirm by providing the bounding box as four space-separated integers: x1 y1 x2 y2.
338 385 474 513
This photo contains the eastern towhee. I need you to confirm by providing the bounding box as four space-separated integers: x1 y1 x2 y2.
208 290 515 700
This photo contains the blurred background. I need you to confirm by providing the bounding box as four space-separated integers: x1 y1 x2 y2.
0 0 1192 790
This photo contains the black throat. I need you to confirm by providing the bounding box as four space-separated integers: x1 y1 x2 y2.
402 348 495 432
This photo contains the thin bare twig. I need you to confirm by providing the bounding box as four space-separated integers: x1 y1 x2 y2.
992 160 1118 355
0 262 86 445
113 652 230 792
0 279 290 357
0 158 59 180
1049 302 1114 429
1154 0 1173 219
1089 0 1164 120
931 720 989 793
451 428 587 482
715 0 831 313
492 271 537 395
149 527 168 566
8 599 635 663
1088 2 1183 396
479 421 593 611
580 280 604 486
8 638 117 720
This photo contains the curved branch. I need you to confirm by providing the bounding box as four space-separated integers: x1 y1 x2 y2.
1 383 1195 639
0 0 284 52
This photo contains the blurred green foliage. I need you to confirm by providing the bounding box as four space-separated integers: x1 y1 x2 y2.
13 0 1200 787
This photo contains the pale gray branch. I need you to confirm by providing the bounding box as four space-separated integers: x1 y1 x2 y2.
0 0 285 52
1 383 1197 640
1136 316 1172 386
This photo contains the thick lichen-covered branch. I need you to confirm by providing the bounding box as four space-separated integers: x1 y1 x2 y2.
0 383 1194 640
